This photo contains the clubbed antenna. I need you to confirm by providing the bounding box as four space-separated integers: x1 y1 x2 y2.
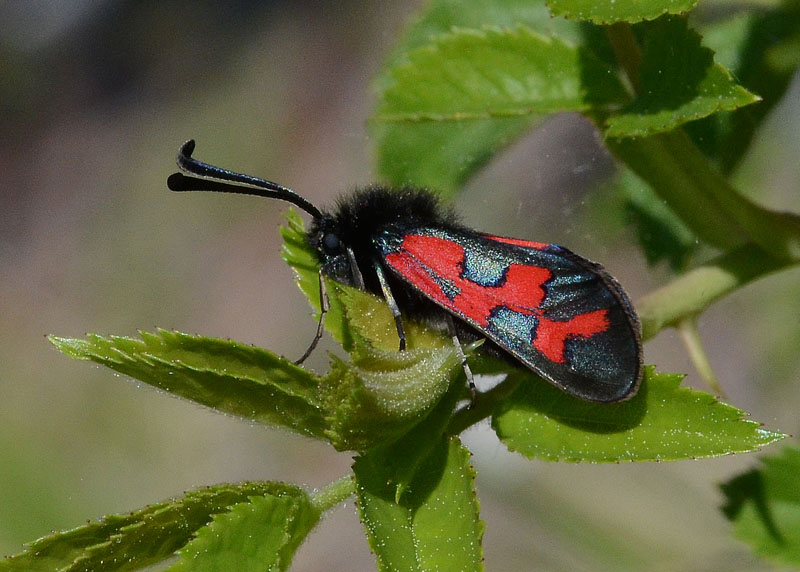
167 140 323 219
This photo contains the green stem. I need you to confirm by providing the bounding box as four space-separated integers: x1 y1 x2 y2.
674 134 800 261
311 474 355 513
604 17 739 249
676 317 725 397
609 133 746 250
610 131 800 260
636 242 792 340
447 373 522 435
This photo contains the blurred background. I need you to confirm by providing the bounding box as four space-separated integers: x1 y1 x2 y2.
1 2 798 570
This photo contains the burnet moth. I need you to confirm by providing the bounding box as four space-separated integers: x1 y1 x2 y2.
168 140 643 403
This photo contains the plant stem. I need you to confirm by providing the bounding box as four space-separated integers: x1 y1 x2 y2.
605 16 742 249
677 317 725 397
447 373 522 435
636 242 791 340
609 133 747 250
311 474 355 513
610 131 800 260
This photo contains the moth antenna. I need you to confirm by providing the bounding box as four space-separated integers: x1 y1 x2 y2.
167 140 323 219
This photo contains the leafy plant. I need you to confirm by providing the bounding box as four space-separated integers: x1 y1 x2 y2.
8 0 799 570
721 447 800 568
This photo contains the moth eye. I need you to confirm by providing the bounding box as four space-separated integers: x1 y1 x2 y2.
321 232 341 253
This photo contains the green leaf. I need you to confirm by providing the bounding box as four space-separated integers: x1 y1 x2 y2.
691 3 800 171
281 209 357 353
374 118 536 195
281 207 453 352
377 0 580 92
169 489 319 572
336 279 452 353
547 0 698 24
492 366 785 462
355 437 484 572
0 482 314 572
320 343 463 453
373 1 582 193
377 27 626 122
48 329 328 440
374 26 627 192
360 383 463 503
605 16 759 138
721 447 800 568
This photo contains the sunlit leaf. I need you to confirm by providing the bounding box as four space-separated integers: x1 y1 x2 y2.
49 330 328 439
0 482 312 572
355 436 484 571
169 488 319 572
321 344 462 453
548 0 698 24
374 26 626 193
493 367 785 462
605 16 759 138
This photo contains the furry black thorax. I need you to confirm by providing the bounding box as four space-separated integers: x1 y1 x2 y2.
306 186 461 296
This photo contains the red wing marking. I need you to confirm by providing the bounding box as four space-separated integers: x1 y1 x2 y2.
482 234 550 250
385 234 611 364
385 234 549 325
534 310 609 363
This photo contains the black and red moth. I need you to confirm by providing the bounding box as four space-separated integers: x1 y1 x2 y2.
168 140 643 403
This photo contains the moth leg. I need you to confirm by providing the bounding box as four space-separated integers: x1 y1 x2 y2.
373 262 406 351
346 246 365 290
295 267 329 365
446 314 476 407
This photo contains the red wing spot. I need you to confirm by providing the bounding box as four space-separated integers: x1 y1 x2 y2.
534 309 609 363
385 234 610 364
483 234 550 250
384 235 465 309
385 234 550 326
494 264 550 318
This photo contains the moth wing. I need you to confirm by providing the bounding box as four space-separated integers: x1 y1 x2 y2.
377 226 642 402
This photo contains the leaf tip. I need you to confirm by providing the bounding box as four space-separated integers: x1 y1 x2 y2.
48 334 90 359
